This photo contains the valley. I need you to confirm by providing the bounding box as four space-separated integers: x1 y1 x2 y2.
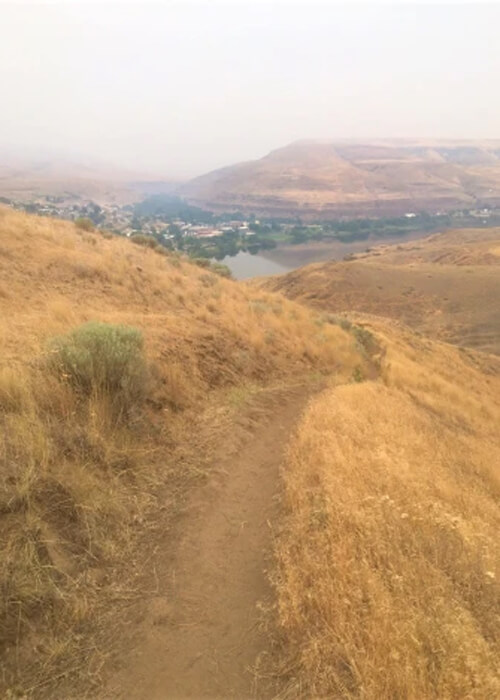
221 226 439 279
5 143 500 283
0 207 499 699
3 4 499 699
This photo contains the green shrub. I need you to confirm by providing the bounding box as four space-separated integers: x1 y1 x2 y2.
130 234 170 256
74 217 94 232
190 257 231 278
210 262 232 279
130 234 160 249
352 325 374 352
48 322 148 412
352 366 364 383
193 257 211 269
338 318 353 332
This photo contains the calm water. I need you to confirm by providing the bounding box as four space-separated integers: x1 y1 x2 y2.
219 229 433 280
217 250 290 279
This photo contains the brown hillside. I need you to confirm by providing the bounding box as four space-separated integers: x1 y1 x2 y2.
0 157 145 205
1 207 499 699
262 227 500 354
272 319 500 699
0 207 363 696
180 139 500 219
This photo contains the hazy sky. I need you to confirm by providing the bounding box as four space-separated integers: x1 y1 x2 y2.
1 1 500 178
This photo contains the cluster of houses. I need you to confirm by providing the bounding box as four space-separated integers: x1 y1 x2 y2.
6 192 500 242
120 220 257 240
167 221 255 239
6 194 259 241
7 196 131 231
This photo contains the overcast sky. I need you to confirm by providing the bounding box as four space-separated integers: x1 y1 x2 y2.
1 1 499 178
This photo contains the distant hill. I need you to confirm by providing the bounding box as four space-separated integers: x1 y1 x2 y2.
180 139 500 219
261 226 500 355
0 154 179 205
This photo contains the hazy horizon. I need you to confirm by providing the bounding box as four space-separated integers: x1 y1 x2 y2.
2 2 500 179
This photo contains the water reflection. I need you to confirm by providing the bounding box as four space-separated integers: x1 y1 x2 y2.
217 251 290 280
218 230 434 280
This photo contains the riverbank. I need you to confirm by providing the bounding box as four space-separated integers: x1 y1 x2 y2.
218 228 438 279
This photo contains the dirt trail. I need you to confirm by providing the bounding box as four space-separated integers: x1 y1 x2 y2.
103 385 314 699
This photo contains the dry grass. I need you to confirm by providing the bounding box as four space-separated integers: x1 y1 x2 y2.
272 321 500 698
181 139 500 218
0 207 361 382
262 227 500 355
0 207 364 695
0 364 157 694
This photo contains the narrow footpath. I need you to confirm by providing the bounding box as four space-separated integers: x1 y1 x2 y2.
103 385 314 699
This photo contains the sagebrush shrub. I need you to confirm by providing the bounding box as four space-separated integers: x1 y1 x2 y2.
49 322 148 412
130 234 160 249
210 262 232 279
130 234 170 256
193 257 211 269
74 217 94 232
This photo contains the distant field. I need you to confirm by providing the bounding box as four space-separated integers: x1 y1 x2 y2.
0 159 179 206
263 227 500 355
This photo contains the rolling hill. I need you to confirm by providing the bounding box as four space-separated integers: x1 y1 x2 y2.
262 226 500 355
272 317 500 699
0 206 362 696
1 207 498 698
0 154 178 206
258 225 500 698
181 139 500 219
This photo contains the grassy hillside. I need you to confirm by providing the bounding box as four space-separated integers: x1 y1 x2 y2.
1 207 499 698
181 139 500 218
260 227 500 697
272 320 500 698
0 207 364 695
263 227 500 355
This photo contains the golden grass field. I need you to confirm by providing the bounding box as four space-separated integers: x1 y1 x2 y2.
264 227 500 355
0 207 364 695
262 228 500 697
1 207 499 697
273 321 500 698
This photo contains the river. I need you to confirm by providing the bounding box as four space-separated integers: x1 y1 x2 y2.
217 229 434 280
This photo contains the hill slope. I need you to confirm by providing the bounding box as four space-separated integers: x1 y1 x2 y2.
181 139 500 219
258 227 500 698
1 208 499 698
262 226 500 354
0 207 362 696
0 155 145 205
272 319 500 698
